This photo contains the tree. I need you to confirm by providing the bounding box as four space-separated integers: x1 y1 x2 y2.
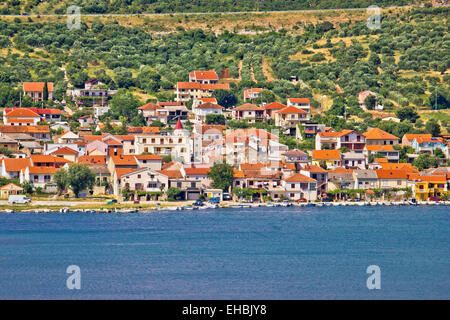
54 168 69 194
43 81 48 101
212 89 237 109
56 164 95 197
205 114 226 125
207 162 234 191
364 94 377 110
21 181 34 195
0 147 13 157
425 119 441 137
396 107 419 123
109 90 141 121
166 187 182 200
434 148 444 159
413 153 439 171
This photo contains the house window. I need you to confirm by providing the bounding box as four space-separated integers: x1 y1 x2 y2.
177 182 182 188
291 184 295 188
397 180 401 185
138 175 141 179
191 182 196 188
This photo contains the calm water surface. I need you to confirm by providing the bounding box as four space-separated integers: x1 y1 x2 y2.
0 206 448 299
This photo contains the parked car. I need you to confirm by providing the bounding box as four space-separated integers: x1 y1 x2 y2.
295 198 307 202
321 198 333 202
429 197 442 202
8 195 31 204
223 193 232 201
133 200 140 204
107 199 118 204
193 200 203 206
209 197 220 203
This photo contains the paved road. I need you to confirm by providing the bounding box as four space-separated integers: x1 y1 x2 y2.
0 5 415 17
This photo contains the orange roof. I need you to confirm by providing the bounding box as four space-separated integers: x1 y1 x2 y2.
376 169 409 179
134 154 162 161
330 167 354 174
275 105 307 114
142 127 161 134
414 175 447 182
111 155 137 166
138 103 161 110
184 168 210 175
380 163 417 172
197 97 217 103
50 147 78 155
177 82 229 90
78 155 106 165
363 128 399 140
288 98 310 103
5 108 40 118
244 88 263 98
0 125 50 134
0 183 23 190
27 166 57 174
403 134 432 141
415 136 444 144
240 163 266 171
284 173 316 183
232 103 261 111
157 170 183 179
375 158 389 163
116 168 141 179
365 145 395 152
31 155 72 164
2 158 32 172
262 102 286 110
302 165 328 173
317 129 355 137
313 150 341 160
196 102 223 110
190 70 219 80
6 119 35 123
23 82 53 92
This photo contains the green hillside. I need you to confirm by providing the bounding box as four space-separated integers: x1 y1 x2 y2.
0 5 449 135
2 0 416 15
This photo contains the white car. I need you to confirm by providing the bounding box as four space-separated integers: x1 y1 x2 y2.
8 195 31 204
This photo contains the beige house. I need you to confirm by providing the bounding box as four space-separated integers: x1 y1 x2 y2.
376 169 409 189
281 173 318 201
231 104 264 123
274 105 309 128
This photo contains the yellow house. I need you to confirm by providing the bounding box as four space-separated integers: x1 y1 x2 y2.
412 175 447 200
312 150 342 169
0 183 24 198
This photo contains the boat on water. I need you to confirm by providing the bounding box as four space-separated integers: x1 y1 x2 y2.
60 207 70 213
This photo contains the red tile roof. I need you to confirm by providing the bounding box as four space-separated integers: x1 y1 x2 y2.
284 173 317 183
31 155 72 164
177 82 229 90
78 155 106 165
134 154 162 161
363 128 399 140
196 102 223 109
111 155 137 166
50 147 78 155
5 108 40 118
275 105 307 114
184 168 210 175
232 103 261 111
262 101 286 110
288 98 310 103
313 150 341 160
365 145 395 152
189 70 219 80
376 169 409 179
23 82 53 92
2 158 32 172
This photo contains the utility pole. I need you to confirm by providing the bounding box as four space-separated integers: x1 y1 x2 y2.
435 87 438 111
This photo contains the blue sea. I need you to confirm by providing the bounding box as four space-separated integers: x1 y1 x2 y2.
0 206 448 299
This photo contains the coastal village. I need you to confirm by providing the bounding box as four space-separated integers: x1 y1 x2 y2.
0 70 449 209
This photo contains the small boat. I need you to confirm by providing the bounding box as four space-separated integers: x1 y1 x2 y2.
306 203 316 207
4 209 14 213
60 207 70 213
